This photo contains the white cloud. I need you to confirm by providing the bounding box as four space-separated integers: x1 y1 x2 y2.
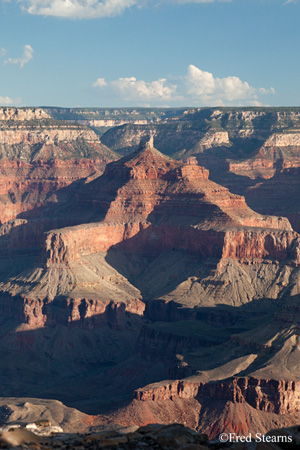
93 64 275 106
0 48 7 58
176 0 230 3
4 45 34 68
259 87 276 95
16 0 230 19
110 77 178 101
0 96 22 106
185 65 216 97
20 0 139 18
11 0 296 21
249 100 263 107
93 78 107 87
185 65 259 103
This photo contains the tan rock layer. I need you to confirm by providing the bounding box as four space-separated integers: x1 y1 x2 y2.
0 107 50 121
264 133 300 147
0 127 99 146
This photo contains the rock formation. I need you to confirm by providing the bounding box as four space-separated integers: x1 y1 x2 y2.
1 123 300 439
0 107 50 121
98 107 300 236
0 110 117 225
42 139 296 266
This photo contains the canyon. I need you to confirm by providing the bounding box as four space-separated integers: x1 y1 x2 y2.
1 107 300 440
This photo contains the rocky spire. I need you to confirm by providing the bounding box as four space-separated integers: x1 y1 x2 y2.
138 134 154 151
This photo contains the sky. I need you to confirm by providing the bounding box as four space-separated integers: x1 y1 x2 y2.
0 0 300 107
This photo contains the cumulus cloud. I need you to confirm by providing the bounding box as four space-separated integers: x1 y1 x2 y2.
0 96 22 106
93 78 107 87
0 48 7 58
93 64 275 106
4 45 34 68
110 77 178 101
185 65 259 103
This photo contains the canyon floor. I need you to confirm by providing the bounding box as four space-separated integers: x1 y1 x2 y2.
1 107 300 442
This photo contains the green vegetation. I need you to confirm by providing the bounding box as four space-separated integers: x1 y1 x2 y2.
43 107 188 122
0 118 87 130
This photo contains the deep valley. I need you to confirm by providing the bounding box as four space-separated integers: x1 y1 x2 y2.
1 106 300 442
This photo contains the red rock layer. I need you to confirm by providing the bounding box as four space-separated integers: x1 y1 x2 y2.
134 377 300 414
229 134 300 180
134 377 300 415
42 143 299 267
0 291 145 328
222 229 300 261
97 376 300 439
0 158 111 224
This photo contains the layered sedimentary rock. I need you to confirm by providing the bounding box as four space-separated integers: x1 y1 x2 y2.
3 137 299 329
134 377 300 414
98 108 300 238
2 128 300 436
0 107 50 121
0 127 99 149
42 138 298 271
0 121 114 164
229 133 300 180
99 376 300 438
5 138 295 336
0 110 117 225
198 131 230 148
0 158 111 224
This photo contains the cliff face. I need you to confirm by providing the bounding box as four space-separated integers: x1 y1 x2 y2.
222 229 300 261
44 225 300 268
0 107 116 164
0 107 50 121
0 125 113 163
0 159 110 224
0 111 117 225
100 108 300 156
134 379 200 402
0 127 98 148
0 291 145 329
134 376 300 416
97 376 300 438
229 133 300 180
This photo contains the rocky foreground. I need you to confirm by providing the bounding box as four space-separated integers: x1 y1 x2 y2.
1 422 300 450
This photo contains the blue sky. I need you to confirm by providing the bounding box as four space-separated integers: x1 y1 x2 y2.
0 0 300 107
